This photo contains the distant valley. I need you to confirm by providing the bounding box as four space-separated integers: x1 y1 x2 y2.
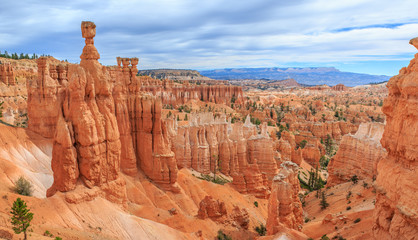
199 67 390 87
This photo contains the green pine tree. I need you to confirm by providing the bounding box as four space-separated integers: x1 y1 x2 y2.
0 101 3 118
10 198 33 240
320 192 329 210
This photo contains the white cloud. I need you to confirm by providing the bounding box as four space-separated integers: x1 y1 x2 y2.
0 0 417 75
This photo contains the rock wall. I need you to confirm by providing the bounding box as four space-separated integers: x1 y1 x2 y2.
170 114 278 198
327 122 386 186
291 121 358 141
373 39 418 239
266 161 303 234
0 62 15 85
141 82 244 107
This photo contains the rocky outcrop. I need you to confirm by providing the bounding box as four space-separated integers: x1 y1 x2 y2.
331 84 348 91
230 206 250 229
327 122 386 186
142 83 244 107
46 22 127 204
290 121 358 141
373 39 418 239
231 164 269 198
197 196 250 229
266 161 303 234
197 196 227 220
27 57 64 138
0 62 15 85
130 94 179 192
170 114 277 198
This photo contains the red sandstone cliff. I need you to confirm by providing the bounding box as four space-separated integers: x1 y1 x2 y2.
0 62 15 85
39 22 180 202
170 114 278 198
141 79 244 107
327 122 386 186
373 39 418 239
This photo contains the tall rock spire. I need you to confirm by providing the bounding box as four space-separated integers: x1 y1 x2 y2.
80 21 100 61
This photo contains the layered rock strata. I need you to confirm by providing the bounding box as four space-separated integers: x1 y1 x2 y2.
373 39 418 239
170 114 278 198
141 82 244 107
290 121 358 141
197 196 227 220
31 21 180 203
0 62 15 85
266 161 303 234
327 122 386 186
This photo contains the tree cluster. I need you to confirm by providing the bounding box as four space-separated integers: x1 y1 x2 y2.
0 51 43 60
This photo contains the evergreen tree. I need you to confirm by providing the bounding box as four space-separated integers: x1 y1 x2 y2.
0 101 3 118
10 198 33 240
320 192 329 209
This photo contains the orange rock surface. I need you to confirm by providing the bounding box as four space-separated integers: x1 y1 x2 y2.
266 161 303 234
0 62 15 85
197 195 227 220
327 122 386 186
373 39 418 239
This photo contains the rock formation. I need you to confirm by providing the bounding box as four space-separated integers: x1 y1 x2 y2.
27 57 63 138
170 114 277 198
327 122 386 186
141 83 244 107
197 196 227 220
290 121 358 141
373 39 418 239
46 22 127 204
0 62 15 85
331 84 348 91
266 161 303 234
26 21 254 202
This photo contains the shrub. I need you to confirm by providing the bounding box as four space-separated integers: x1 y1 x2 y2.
298 140 308 149
304 217 311 223
362 182 368 188
320 234 330 240
13 177 33 196
346 191 352 200
346 206 351 210
254 201 258 208
354 218 361 223
216 230 232 240
351 175 359 184
55 237 62 240
44 230 53 237
254 224 266 236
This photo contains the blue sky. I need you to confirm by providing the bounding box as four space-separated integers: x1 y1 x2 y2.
1 0 417 76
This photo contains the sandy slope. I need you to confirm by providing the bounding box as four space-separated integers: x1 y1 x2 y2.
0 123 194 240
0 123 271 239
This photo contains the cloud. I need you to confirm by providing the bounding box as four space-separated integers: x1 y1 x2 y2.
0 0 417 75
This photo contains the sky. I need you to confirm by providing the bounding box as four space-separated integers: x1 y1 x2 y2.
1 0 417 76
